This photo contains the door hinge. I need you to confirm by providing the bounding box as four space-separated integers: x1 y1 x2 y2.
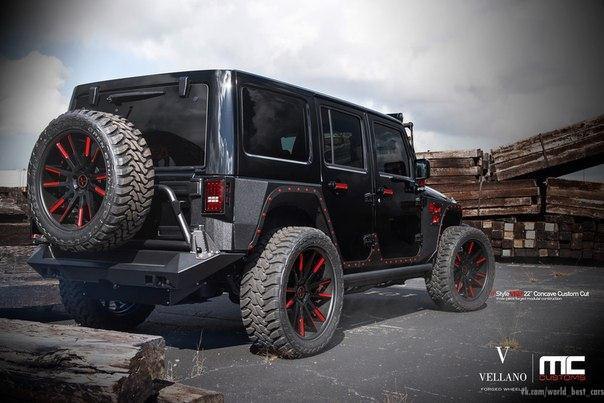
415 233 423 244
364 192 377 204
363 234 377 247
415 196 422 207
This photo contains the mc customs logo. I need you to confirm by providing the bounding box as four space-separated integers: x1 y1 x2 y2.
539 356 586 382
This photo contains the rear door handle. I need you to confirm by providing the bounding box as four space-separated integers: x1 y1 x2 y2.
328 181 348 191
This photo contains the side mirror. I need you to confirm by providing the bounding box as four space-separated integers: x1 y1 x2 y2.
415 158 430 180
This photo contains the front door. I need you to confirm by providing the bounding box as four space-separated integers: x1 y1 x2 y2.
370 117 421 258
318 101 374 262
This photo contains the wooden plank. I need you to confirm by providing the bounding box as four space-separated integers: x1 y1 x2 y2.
442 188 539 200
547 196 604 210
546 205 604 220
435 179 537 192
0 319 165 402
426 158 475 168
417 149 482 159
458 197 533 209
430 166 481 177
426 176 478 185
0 279 60 308
462 205 540 217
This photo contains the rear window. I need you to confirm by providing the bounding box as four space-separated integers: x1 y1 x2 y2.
241 86 309 162
76 83 208 167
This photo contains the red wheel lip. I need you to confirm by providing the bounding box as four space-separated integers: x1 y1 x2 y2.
40 130 108 230
284 247 335 340
453 239 489 301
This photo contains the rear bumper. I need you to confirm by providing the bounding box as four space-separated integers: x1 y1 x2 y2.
28 245 244 305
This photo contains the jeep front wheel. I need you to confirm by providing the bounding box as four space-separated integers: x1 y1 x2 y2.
426 225 495 312
239 227 343 358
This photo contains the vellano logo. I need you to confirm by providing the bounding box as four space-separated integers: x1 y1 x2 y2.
539 356 586 382
479 347 527 382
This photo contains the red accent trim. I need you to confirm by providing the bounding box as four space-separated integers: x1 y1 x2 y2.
48 198 65 213
93 185 106 197
44 165 62 175
285 299 294 309
297 316 305 337
312 256 325 273
475 255 486 266
467 241 475 254
56 143 70 160
382 187 394 197
428 201 442 225
312 306 326 322
43 181 61 188
84 137 91 157
316 292 332 300
91 148 100 163
95 173 107 181
417 178 426 187
333 182 348 191
298 253 304 273
77 207 84 227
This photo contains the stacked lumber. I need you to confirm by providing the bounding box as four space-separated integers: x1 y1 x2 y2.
0 187 30 246
433 179 540 217
416 149 486 185
545 178 604 220
0 246 60 309
465 217 604 261
0 319 223 402
491 115 604 181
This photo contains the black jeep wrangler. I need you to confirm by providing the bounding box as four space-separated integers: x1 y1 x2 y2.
27 70 495 357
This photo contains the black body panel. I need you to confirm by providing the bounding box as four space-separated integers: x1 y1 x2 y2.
29 69 463 304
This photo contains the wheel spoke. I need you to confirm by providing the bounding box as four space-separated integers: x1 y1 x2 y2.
76 195 85 227
466 241 475 255
91 145 101 164
59 194 78 223
475 255 487 267
296 305 305 337
308 300 326 322
92 184 106 197
43 181 67 188
313 292 332 300
298 252 304 274
285 298 295 309
94 172 107 181
84 136 92 158
48 197 66 214
56 142 76 170
85 190 96 220
303 305 318 332
67 134 83 167
44 165 70 177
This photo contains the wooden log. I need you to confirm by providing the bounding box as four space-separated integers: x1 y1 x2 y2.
457 197 534 209
545 178 604 219
426 176 479 185
417 149 482 159
0 319 165 402
156 381 224 403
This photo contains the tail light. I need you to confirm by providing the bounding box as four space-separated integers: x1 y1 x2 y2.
203 178 225 214
428 201 442 225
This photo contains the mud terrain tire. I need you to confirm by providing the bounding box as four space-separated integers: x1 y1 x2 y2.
28 109 154 251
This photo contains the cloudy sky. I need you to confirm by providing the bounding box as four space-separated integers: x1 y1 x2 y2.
1 0 603 178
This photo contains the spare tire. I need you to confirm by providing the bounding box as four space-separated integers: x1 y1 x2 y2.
27 109 154 252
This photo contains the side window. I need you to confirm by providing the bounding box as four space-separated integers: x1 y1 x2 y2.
242 86 309 162
321 107 365 169
374 123 409 176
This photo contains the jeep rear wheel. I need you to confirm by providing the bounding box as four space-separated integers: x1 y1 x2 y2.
240 227 343 358
426 225 495 312
27 109 154 252
59 279 154 331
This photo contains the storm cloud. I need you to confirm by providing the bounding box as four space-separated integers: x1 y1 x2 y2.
1 0 603 174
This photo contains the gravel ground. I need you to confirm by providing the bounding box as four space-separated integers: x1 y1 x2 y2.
2 262 603 402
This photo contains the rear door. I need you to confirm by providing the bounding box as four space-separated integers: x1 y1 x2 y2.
318 100 374 262
370 116 421 258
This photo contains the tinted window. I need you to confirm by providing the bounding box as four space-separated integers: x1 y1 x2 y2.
321 108 364 169
374 123 408 176
242 87 309 162
81 83 209 167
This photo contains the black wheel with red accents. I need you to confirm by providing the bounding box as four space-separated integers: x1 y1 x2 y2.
28 109 154 252
425 225 495 312
240 227 343 358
